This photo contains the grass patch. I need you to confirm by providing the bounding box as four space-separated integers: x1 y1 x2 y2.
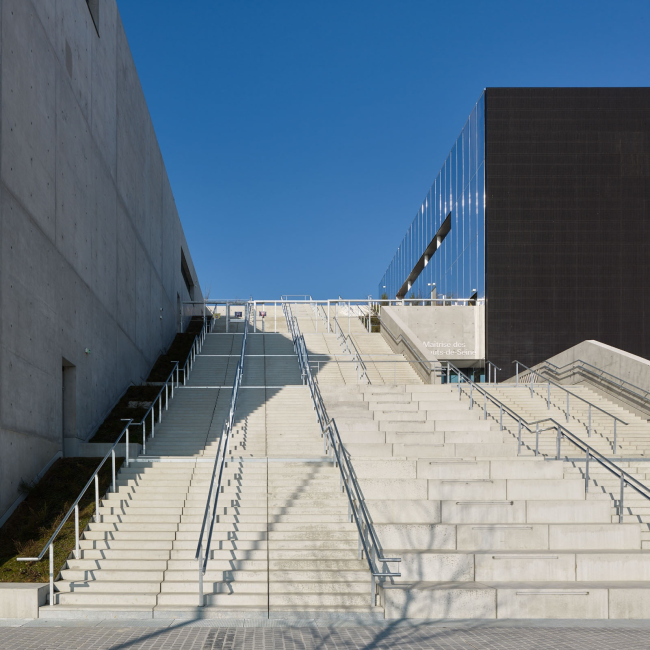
0 457 123 583
89 317 211 445
88 384 162 445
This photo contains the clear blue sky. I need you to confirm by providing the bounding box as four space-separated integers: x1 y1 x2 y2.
117 0 650 300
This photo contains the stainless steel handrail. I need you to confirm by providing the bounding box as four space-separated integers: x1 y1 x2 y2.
331 316 370 384
137 316 213 455
374 313 436 381
195 304 249 606
537 359 650 405
444 360 650 524
18 419 134 607
513 360 628 441
284 303 400 605
486 360 501 384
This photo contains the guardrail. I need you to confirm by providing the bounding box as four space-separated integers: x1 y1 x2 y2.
283 301 400 605
444 360 647 523
195 304 249 606
513 360 627 447
18 419 134 607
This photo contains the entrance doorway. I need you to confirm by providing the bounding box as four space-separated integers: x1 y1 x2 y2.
62 358 76 449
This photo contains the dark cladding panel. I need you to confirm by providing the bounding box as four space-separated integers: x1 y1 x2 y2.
485 88 650 374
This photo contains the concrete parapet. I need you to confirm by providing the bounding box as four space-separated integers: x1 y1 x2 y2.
0 584 49 618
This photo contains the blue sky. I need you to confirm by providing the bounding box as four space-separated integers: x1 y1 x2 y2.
117 0 650 300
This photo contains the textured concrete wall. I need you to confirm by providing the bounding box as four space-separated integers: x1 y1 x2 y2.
0 0 202 519
386 306 485 365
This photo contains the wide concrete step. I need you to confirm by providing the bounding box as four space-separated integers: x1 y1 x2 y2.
60 570 164 582
380 581 650 619
55 593 158 606
56 580 161 594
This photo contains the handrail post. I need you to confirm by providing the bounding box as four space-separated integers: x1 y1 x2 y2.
517 419 522 454
158 394 162 424
484 393 487 420
111 449 116 492
198 543 204 607
94 474 99 520
152 409 155 437
371 547 377 606
556 426 562 460
165 383 169 411
470 384 473 409
619 475 625 523
535 422 539 456
74 504 79 559
142 422 146 455
499 405 503 431
516 362 519 385
547 382 550 410
49 544 54 606
530 371 534 398
126 427 130 467
585 451 590 493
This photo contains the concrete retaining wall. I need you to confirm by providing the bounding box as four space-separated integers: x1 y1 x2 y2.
379 308 437 383
0 0 202 520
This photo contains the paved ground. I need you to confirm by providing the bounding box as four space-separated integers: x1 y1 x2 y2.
3 621 650 650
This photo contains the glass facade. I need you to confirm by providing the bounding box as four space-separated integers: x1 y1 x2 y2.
379 91 486 301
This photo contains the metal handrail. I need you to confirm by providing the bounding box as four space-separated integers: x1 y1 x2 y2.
537 359 650 405
331 316 370 384
195 304 249 605
374 313 436 381
513 360 628 440
486 360 501 384
17 317 213 608
284 305 400 605
18 419 134 607
444 360 650 523
136 316 213 455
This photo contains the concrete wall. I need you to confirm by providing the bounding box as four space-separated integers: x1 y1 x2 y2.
383 306 485 369
0 0 202 519
530 340 650 420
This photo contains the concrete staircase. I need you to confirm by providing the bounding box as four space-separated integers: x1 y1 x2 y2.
485 382 650 458
292 304 421 385
45 326 381 619
319 382 650 619
42 302 650 620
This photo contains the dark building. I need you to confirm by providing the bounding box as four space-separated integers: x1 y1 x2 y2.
379 88 650 376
